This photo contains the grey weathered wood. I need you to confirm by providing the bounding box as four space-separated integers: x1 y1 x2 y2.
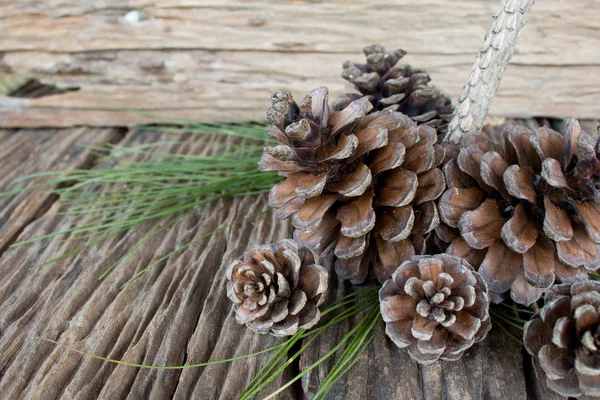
0 127 123 252
0 129 294 399
0 120 596 399
0 0 599 128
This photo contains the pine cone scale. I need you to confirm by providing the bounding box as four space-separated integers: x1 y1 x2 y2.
480 151 511 199
543 196 573 241
478 242 522 293
439 187 486 227
500 202 539 254
375 168 418 207
329 163 372 197
522 236 556 288
511 271 546 306
351 123 389 160
374 236 415 282
327 96 372 133
414 169 446 204
503 165 537 203
377 206 414 242
542 158 569 187
575 202 600 243
337 190 376 237
292 194 338 232
458 199 506 249
531 127 564 161
412 201 439 235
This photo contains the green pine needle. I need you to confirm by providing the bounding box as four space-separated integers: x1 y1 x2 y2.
492 320 525 347
0 75 29 95
589 271 600 280
41 287 381 399
496 302 535 314
489 303 532 348
2 122 282 276
240 288 381 400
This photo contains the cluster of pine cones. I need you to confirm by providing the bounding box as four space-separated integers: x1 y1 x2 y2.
226 44 600 392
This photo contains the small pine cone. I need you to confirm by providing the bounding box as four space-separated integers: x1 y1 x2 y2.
226 239 328 336
524 281 600 399
379 254 491 364
437 119 600 306
333 44 454 134
260 87 446 284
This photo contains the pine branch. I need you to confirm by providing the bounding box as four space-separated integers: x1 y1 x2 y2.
444 0 535 144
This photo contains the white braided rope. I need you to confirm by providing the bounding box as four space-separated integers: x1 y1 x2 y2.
444 0 535 144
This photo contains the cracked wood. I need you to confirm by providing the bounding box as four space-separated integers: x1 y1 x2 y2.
0 0 599 128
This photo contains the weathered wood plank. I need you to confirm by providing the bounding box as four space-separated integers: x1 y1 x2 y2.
0 0 599 128
0 127 123 252
0 129 294 399
0 120 595 399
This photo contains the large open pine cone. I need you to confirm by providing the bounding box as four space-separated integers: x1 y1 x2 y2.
226 239 328 336
379 254 491 364
333 44 454 134
260 87 446 284
524 281 600 399
437 119 600 305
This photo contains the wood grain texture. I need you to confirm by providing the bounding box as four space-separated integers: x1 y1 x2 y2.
0 121 592 399
0 127 123 252
0 129 296 399
0 0 599 128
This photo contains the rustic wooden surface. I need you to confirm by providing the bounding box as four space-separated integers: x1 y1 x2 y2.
0 0 599 128
0 127 123 252
2 118 595 399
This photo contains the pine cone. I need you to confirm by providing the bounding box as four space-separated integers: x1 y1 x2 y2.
226 239 328 336
260 87 446 284
333 44 454 134
524 281 600 399
437 119 600 305
379 254 491 364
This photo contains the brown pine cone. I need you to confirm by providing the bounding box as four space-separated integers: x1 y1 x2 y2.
226 239 328 336
379 254 491 364
524 281 600 399
333 44 454 134
260 87 446 284
438 119 600 305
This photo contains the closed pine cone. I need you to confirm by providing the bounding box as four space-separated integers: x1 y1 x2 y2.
437 119 600 305
226 239 328 336
259 87 446 284
333 44 454 134
524 281 600 399
379 254 491 364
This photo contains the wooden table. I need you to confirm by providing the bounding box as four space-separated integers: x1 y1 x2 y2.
3 118 597 399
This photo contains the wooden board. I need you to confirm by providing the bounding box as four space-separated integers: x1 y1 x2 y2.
0 129 295 399
0 0 599 128
0 120 593 399
0 127 123 252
